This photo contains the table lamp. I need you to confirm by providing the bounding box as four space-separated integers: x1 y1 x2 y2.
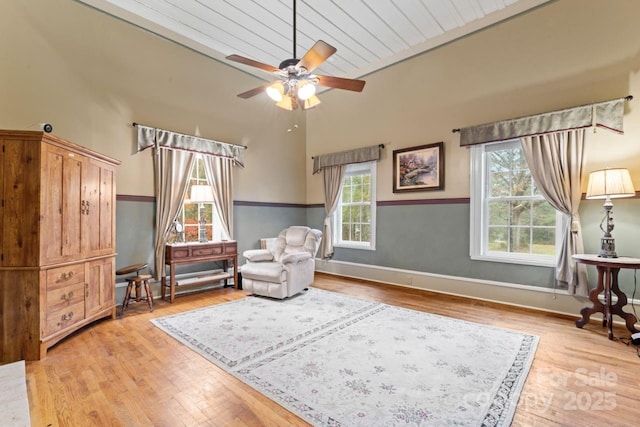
586 168 635 257
189 185 214 243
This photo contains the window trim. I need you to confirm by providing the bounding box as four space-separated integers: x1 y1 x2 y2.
470 140 561 267
177 155 227 243
333 161 377 251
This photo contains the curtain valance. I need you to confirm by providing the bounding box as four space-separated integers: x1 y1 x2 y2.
137 124 245 167
458 97 628 147
312 144 383 174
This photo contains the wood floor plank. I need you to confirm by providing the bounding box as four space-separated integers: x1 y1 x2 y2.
24 273 640 426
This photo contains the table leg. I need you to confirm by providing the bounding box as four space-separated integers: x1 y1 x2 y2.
608 267 639 336
576 267 605 329
603 267 613 340
170 263 176 304
161 274 166 300
233 255 238 289
222 259 229 288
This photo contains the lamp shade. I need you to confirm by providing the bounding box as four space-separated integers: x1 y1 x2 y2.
297 80 316 100
189 185 214 203
276 95 295 111
301 94 321 110
266 82 284 102
586 168 635 199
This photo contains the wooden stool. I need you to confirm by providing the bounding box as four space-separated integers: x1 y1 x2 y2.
116 263 154 316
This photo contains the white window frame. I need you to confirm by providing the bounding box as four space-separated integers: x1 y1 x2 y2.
470 140 562 267
177 155 227 243
333 161 377 251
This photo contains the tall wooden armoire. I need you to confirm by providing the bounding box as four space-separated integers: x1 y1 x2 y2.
0 130 120 362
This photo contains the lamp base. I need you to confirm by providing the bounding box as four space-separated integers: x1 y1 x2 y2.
198 227 208 243
597 237 617 258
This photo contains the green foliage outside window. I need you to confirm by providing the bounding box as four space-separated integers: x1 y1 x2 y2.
340 173 372 243
486 145 556 256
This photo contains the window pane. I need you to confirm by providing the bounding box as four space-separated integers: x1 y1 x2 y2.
488 201 508 226
489 171 510 197
361 206 371 223
184 203 198 225
488 227 508 252
341 224 350 241
532 228 555 255
361 224 371 242
342 185 352 203
511 169 532 196
184 225 198 242
532 201 556 226
488 151 511 173
511 227 531 254
510 200 531 226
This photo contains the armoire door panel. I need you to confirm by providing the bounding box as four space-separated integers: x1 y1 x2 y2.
99 166 115 253
42 148 64 263
1 138 41 266
61 155 83 259
82 160 101 256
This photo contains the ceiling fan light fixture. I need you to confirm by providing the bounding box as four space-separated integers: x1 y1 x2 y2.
276 95 295 110
297 80 316 100
302 94 321 110
266 82 285 102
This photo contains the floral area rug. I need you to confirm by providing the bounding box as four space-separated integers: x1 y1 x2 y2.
151 288 538 426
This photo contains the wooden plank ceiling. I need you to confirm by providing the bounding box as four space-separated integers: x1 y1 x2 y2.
78 0 551 80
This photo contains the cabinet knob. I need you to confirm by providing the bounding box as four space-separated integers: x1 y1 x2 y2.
60 311 74 322
60 271 74 280
60 292 74 302
81 200 90 215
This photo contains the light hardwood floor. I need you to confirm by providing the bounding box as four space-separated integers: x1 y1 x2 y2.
25 273 640 426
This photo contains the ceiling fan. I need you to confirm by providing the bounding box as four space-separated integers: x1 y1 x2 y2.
225 0 366 110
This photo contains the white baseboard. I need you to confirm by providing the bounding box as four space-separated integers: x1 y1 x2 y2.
315 259 640 328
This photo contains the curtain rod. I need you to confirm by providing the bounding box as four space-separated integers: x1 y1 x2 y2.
450 95 633 133
131 122 248 149
311 143 385 159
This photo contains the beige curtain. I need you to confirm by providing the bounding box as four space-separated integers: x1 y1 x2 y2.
520 129 588 296
320 165 346 259
203 155 234 240
153 148 195 280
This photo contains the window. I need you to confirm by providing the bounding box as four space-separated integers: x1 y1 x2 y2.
333 161 376 250
175 155 226 242
470 140 561 266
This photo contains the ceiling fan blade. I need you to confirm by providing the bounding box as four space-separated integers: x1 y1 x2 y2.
226 54 280 73
297 40 337 73
316 75 366 92
237 83 271 99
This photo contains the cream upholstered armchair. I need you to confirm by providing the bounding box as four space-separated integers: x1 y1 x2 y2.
240 226 322 299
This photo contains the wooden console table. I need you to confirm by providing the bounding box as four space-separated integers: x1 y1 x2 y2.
573 254 640 340
162 241 238 303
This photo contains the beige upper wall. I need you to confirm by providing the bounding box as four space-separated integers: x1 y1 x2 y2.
306 0 640 204
3 0 639 207
0 0 307 203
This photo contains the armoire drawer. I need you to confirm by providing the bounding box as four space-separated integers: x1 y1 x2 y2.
45 282 85 312
45 301 85 336
46 264 85 290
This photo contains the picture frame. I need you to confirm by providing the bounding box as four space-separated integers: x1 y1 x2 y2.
392 142 444 193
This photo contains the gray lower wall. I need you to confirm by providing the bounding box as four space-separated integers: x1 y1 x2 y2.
115 197 640 301
115 199 308 276
307 204 556 287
